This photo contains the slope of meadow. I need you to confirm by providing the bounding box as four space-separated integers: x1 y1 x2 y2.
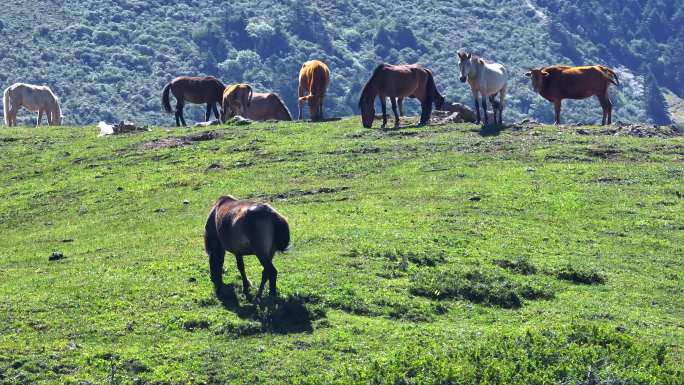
0 119 682 384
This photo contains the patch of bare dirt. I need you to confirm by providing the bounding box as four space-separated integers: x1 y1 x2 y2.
251 186 350 201
139 131 223 150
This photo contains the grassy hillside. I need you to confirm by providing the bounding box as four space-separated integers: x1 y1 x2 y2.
1 0 681 126
0 119 682 384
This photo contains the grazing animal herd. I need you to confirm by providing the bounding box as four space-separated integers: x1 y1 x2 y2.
0 52 623 299
3 50 620 130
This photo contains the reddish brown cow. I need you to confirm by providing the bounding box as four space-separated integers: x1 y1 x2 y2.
525 65 619 125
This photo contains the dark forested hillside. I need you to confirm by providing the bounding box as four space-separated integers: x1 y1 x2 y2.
0 0 681 125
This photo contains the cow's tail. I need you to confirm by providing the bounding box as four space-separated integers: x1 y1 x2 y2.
3 87 11 126
601 66 620 87
161 82 173 113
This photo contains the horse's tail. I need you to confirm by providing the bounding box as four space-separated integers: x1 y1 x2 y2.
204 206 226 290
2 87 10 126
421 70 436 124
161 82 173 113
600 66 619 86
245 204 290 253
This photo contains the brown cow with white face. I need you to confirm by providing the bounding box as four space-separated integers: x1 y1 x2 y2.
525 65 619 125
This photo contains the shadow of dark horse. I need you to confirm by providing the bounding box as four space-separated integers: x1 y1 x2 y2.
478 123 505 137
216 283 325 334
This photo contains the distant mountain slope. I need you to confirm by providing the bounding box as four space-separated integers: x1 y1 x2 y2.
0 0 680 125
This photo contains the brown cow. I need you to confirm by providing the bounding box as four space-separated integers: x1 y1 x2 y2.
298 60 330 121
525 65 619 125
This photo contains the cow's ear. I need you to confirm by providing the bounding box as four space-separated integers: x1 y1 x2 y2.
524 71 532 77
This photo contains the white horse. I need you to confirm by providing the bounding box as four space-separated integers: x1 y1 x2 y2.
457 50 508 125
3 83 62 127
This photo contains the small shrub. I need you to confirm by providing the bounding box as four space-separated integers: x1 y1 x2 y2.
493 257 538 275
349 247 448 267
411 268 554 309
556 265 607 284
216 320 262 337
383 300 435 323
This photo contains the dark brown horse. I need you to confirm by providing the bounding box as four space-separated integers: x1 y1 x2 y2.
162 76 225 127
204 196 290 298
358 64 444 129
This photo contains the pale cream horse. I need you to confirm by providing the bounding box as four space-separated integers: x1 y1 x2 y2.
3 83 62 127
457 50 508 125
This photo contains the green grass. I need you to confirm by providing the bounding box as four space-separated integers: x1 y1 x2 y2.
0 118 682 384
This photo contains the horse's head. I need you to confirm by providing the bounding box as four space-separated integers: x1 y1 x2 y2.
457 50 475 83
358 96 375 129
525 68 548 93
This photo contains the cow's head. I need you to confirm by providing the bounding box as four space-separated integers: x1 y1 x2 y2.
525 69 548 93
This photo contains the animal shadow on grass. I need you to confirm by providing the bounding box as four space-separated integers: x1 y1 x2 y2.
478 123 505 137
216 283 325 334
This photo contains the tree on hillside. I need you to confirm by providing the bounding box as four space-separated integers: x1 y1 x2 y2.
643 68 671 125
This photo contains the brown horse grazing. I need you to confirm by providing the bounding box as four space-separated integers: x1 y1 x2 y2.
298 60 330 121
359 64 443 129
204 196 290 298
220 84 253 122
525 65 619 125
242 92 293 121
162 76 225 127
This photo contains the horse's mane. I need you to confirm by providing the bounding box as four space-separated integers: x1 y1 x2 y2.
271 93 293 120
216 195 238 205
359 64 386 106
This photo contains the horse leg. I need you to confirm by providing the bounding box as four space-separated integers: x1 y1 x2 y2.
598 93 612 125
212 103 220 121
36 109 43 127
175 100 183 127
266 257 277 297
390 97 400 128
489 96 498 125
473 92 481 124
235 255 252 293
553 100 562 125
255 255 273 299
205 103 212 122
498 87 507 125
319 100 324 121
398 97 404 117
481 96 488 125
380 96 388 129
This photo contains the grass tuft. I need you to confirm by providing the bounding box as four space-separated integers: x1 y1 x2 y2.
493 257 538 275
556 264 607 285
410 268 554 308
